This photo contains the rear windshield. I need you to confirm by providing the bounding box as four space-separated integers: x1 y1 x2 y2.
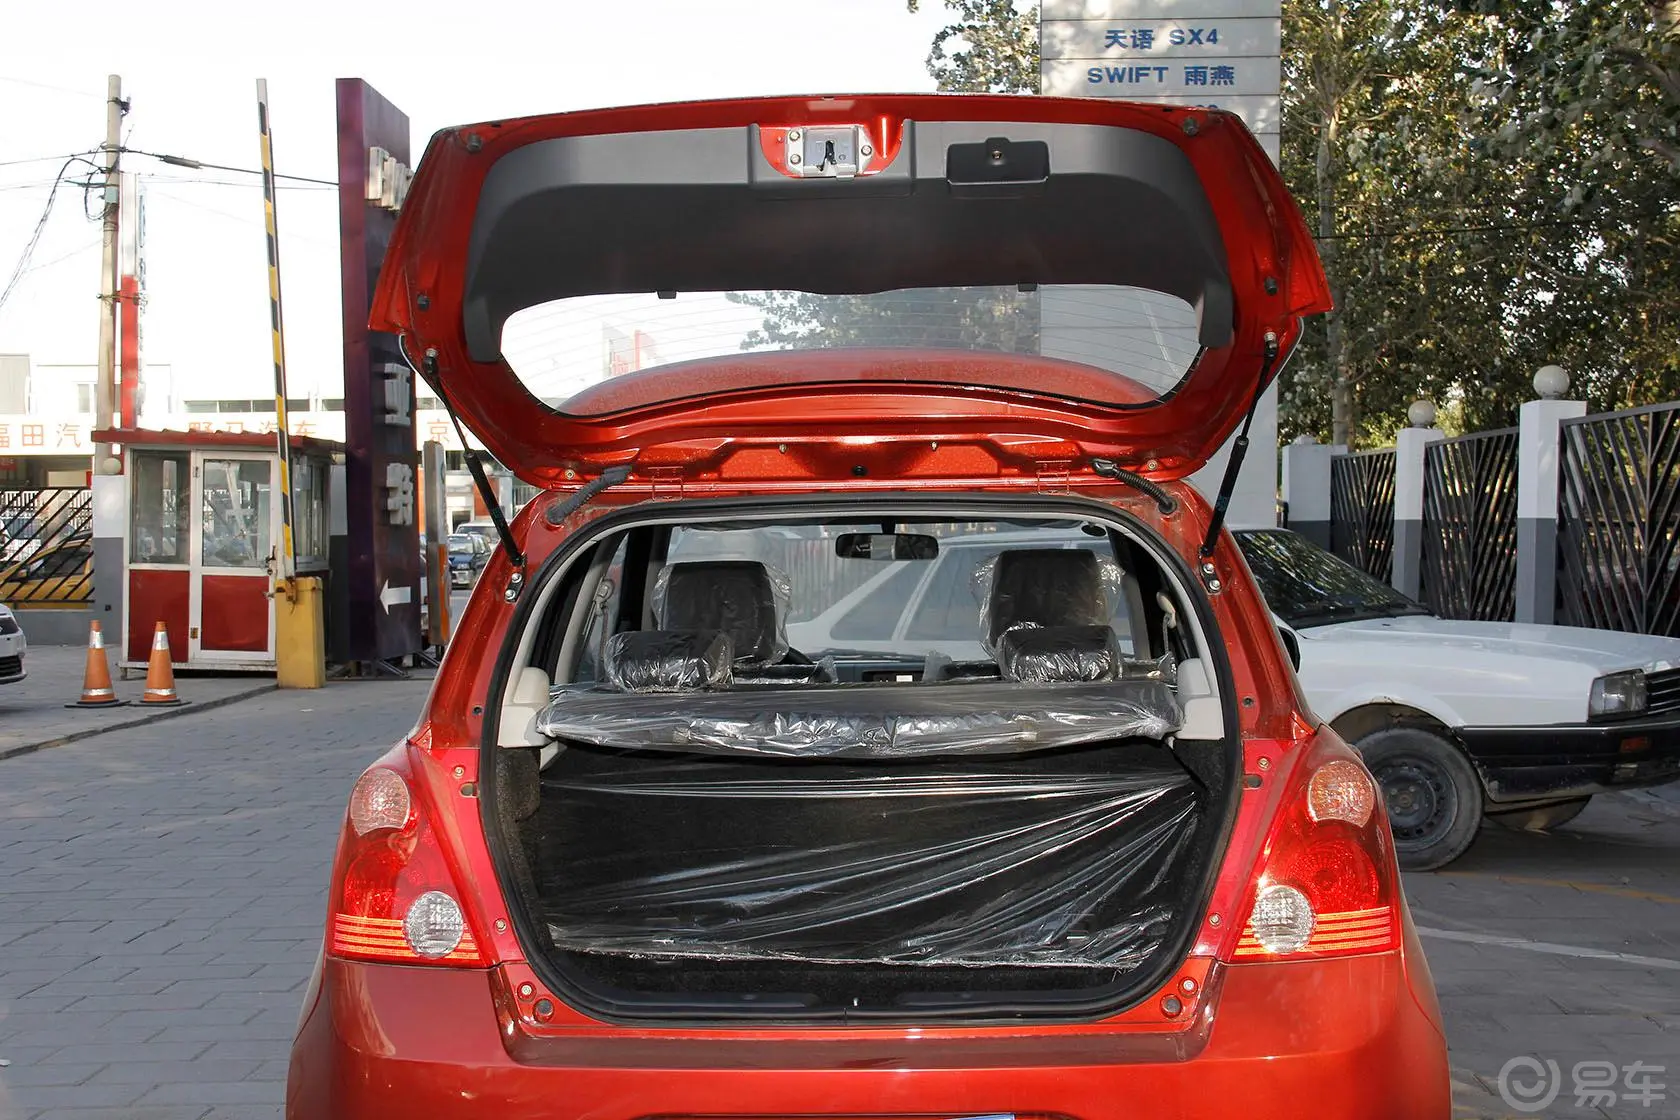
501 285 1202 416
572 518 1147 683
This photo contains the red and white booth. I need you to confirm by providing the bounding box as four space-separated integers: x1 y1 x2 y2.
95 428 339 673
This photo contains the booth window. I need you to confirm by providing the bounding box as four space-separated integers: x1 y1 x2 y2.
200 459 273 570
130 450 191 565
290 456 328 570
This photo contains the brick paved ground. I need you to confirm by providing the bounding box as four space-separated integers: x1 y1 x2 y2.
0 645 276 761
0 679 430 1120
0 675 1676 1119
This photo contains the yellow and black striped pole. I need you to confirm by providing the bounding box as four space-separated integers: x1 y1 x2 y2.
257 78 296 585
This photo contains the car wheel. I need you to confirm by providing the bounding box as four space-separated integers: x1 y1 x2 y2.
1488 796 1591 833
1355 726 1484 872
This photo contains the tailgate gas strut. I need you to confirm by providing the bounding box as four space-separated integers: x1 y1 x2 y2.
1198 331 1280 559
422 348 525 569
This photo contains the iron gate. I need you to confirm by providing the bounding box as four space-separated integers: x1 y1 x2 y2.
1557 402 1680 637
1420 428 1518 620
0 488 94 606
1330 449 1396 582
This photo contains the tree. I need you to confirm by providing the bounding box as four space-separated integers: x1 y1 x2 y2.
906 0 1040 93
728 287 1040 354
1469 1 1680 418
1277 1 1528 445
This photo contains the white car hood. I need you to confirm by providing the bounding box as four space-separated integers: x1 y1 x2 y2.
1303 614 1680 675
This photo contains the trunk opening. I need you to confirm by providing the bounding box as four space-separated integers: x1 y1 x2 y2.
483 496 1240 1023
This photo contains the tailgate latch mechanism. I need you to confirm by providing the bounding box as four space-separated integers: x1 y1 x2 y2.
787 126 871 179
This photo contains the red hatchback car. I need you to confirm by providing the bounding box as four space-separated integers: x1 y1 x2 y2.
286 94 1450 1119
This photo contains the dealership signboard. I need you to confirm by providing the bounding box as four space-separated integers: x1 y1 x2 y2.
1040 0 1284 528
1040 0 1282 163
336 78 422 665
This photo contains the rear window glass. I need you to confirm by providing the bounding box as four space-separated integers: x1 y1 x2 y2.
500 286 1201 416
830 563 925 642
643 521 1136 663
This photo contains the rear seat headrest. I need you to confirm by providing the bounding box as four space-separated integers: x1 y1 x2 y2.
605 630 733 693
986 548 1108 647
996 625 1122 683
658 560 783 665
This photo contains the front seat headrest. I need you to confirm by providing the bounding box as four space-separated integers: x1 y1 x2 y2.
985 548 1108 647
657 560 783 665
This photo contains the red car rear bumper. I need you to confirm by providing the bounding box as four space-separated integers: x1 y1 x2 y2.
286 949 1449 1120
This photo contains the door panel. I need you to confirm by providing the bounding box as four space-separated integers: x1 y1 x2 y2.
190 455 275 662
200 575 271 652
127 568 190 664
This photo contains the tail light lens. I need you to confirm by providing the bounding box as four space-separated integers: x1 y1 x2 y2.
1228 735 1402 961
326 761 486 967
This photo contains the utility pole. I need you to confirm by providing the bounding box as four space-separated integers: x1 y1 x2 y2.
95 75 127 470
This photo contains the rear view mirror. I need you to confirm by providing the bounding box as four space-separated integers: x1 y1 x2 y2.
835 532 939 561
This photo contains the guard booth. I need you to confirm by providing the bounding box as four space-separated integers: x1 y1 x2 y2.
94 428 340 673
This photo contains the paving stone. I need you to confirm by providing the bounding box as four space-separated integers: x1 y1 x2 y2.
137 1080 283 1106
0 1060 107 1086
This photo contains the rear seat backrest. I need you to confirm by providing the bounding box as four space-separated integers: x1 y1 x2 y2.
985 548 1109 647
658 561 781 666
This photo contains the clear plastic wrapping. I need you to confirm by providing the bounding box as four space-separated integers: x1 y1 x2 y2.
652 560 791 665
974 547 1125 653
535 742 1202 967
997 625 1123 683
604 630 733 693
534 679 1183 758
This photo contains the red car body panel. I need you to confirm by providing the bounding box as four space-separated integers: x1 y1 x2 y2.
288 949 1446 1119
370 94 1331 487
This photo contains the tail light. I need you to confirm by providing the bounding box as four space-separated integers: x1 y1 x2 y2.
1227 735 1402 961
326 758 486 967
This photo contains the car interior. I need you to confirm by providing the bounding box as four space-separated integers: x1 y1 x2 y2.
483 506 1239 1021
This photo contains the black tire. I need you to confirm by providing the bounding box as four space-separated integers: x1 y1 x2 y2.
1355 726 1484 871
1488 796 1592 833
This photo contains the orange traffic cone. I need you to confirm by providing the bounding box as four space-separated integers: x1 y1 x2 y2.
67 620 128 708
140 622 185 706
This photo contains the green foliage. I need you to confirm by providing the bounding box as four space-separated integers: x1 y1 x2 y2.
727 288 1041 354
906 0 1041 93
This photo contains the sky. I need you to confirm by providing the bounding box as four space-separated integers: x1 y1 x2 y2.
0 0 951 410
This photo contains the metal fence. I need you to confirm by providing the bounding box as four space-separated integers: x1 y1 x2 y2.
1330 449 1397 583
0 488 94 606
1420 427 1518 620
1557 401 1680 637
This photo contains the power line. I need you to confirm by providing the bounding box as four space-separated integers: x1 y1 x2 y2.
0 154 104 318
122 147 337 187
0 150 101 169
0 75 104 100
137 174 335 191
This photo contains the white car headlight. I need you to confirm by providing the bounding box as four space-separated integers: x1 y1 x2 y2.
1589 670 1647 719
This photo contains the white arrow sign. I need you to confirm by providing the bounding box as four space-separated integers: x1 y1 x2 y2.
379 581 413 613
